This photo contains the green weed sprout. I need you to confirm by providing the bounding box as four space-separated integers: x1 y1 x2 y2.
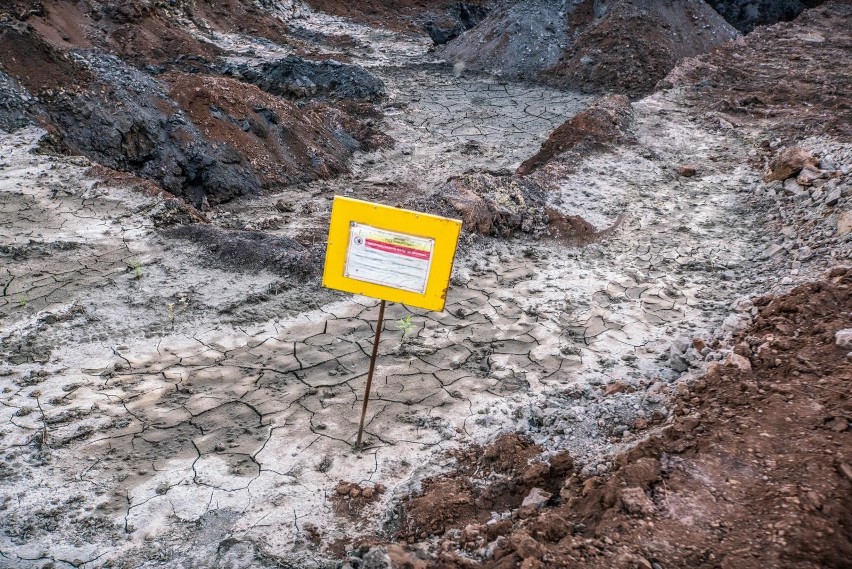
396 315 415 341
129 260 142 279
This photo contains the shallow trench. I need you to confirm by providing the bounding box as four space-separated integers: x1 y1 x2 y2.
0 14 784 569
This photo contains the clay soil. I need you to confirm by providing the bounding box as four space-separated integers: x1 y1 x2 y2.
385 268 852 568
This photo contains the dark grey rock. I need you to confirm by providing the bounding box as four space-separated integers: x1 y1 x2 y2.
226 56 386 102
37 53 261 206
0 71 32 132
423 3 490 46
704 0 826 33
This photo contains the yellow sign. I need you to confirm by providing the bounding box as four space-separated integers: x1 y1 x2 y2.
322 197 462 311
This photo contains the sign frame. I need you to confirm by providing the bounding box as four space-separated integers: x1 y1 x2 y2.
322 197 462 312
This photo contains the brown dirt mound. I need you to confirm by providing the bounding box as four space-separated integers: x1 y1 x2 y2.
662 1 852 141
363 267 852 568
517 94 635 176
165 72 366 189
5 0 298 64
0 25 93 93
424 173 599 244
439 0 737 98
397 434 574 542
546 0 738 98
4 0 221 63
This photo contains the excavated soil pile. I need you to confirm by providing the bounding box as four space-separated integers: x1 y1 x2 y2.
359 268 852 568
705 0 826 32
0 2 390 207
546 0 739 98
165 73 379 192
517 94 635 176
0 0 219 63
395 435 573 541
439 0 738 98
421 173 599 244
0 0 304 63
663 1 852 141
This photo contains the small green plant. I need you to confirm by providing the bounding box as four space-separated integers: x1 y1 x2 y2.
129 260 142 279
396 315 415 342
16 293 28 308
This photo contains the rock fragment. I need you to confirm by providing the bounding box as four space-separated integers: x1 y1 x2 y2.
835 329 852 348
724 352 752 371
796 166 823 186
520 487 552 512
764 146 819 182
619 487 656 516
678 164 697 177
837 211 852 235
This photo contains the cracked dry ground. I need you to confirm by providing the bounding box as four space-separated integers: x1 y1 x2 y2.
0 64 833 569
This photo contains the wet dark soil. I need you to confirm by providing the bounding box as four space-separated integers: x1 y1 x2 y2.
165 225 321 278
224 56 387 102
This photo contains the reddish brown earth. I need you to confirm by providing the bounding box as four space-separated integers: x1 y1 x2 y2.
0 0 295 63
333 480 388 520
517 94 635 176
165 72 384 189
0 25 93 92
396 435 573 542
546 0 738 98
0 0 220 62
663 1 852 141
370 268 852 568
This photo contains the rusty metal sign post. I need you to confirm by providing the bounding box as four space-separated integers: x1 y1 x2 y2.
355 299 385 449
322 197 462 450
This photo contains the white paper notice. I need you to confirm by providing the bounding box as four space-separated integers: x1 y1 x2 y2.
344 222 435 293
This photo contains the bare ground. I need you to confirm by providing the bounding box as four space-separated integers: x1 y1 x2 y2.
0 2 851 569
